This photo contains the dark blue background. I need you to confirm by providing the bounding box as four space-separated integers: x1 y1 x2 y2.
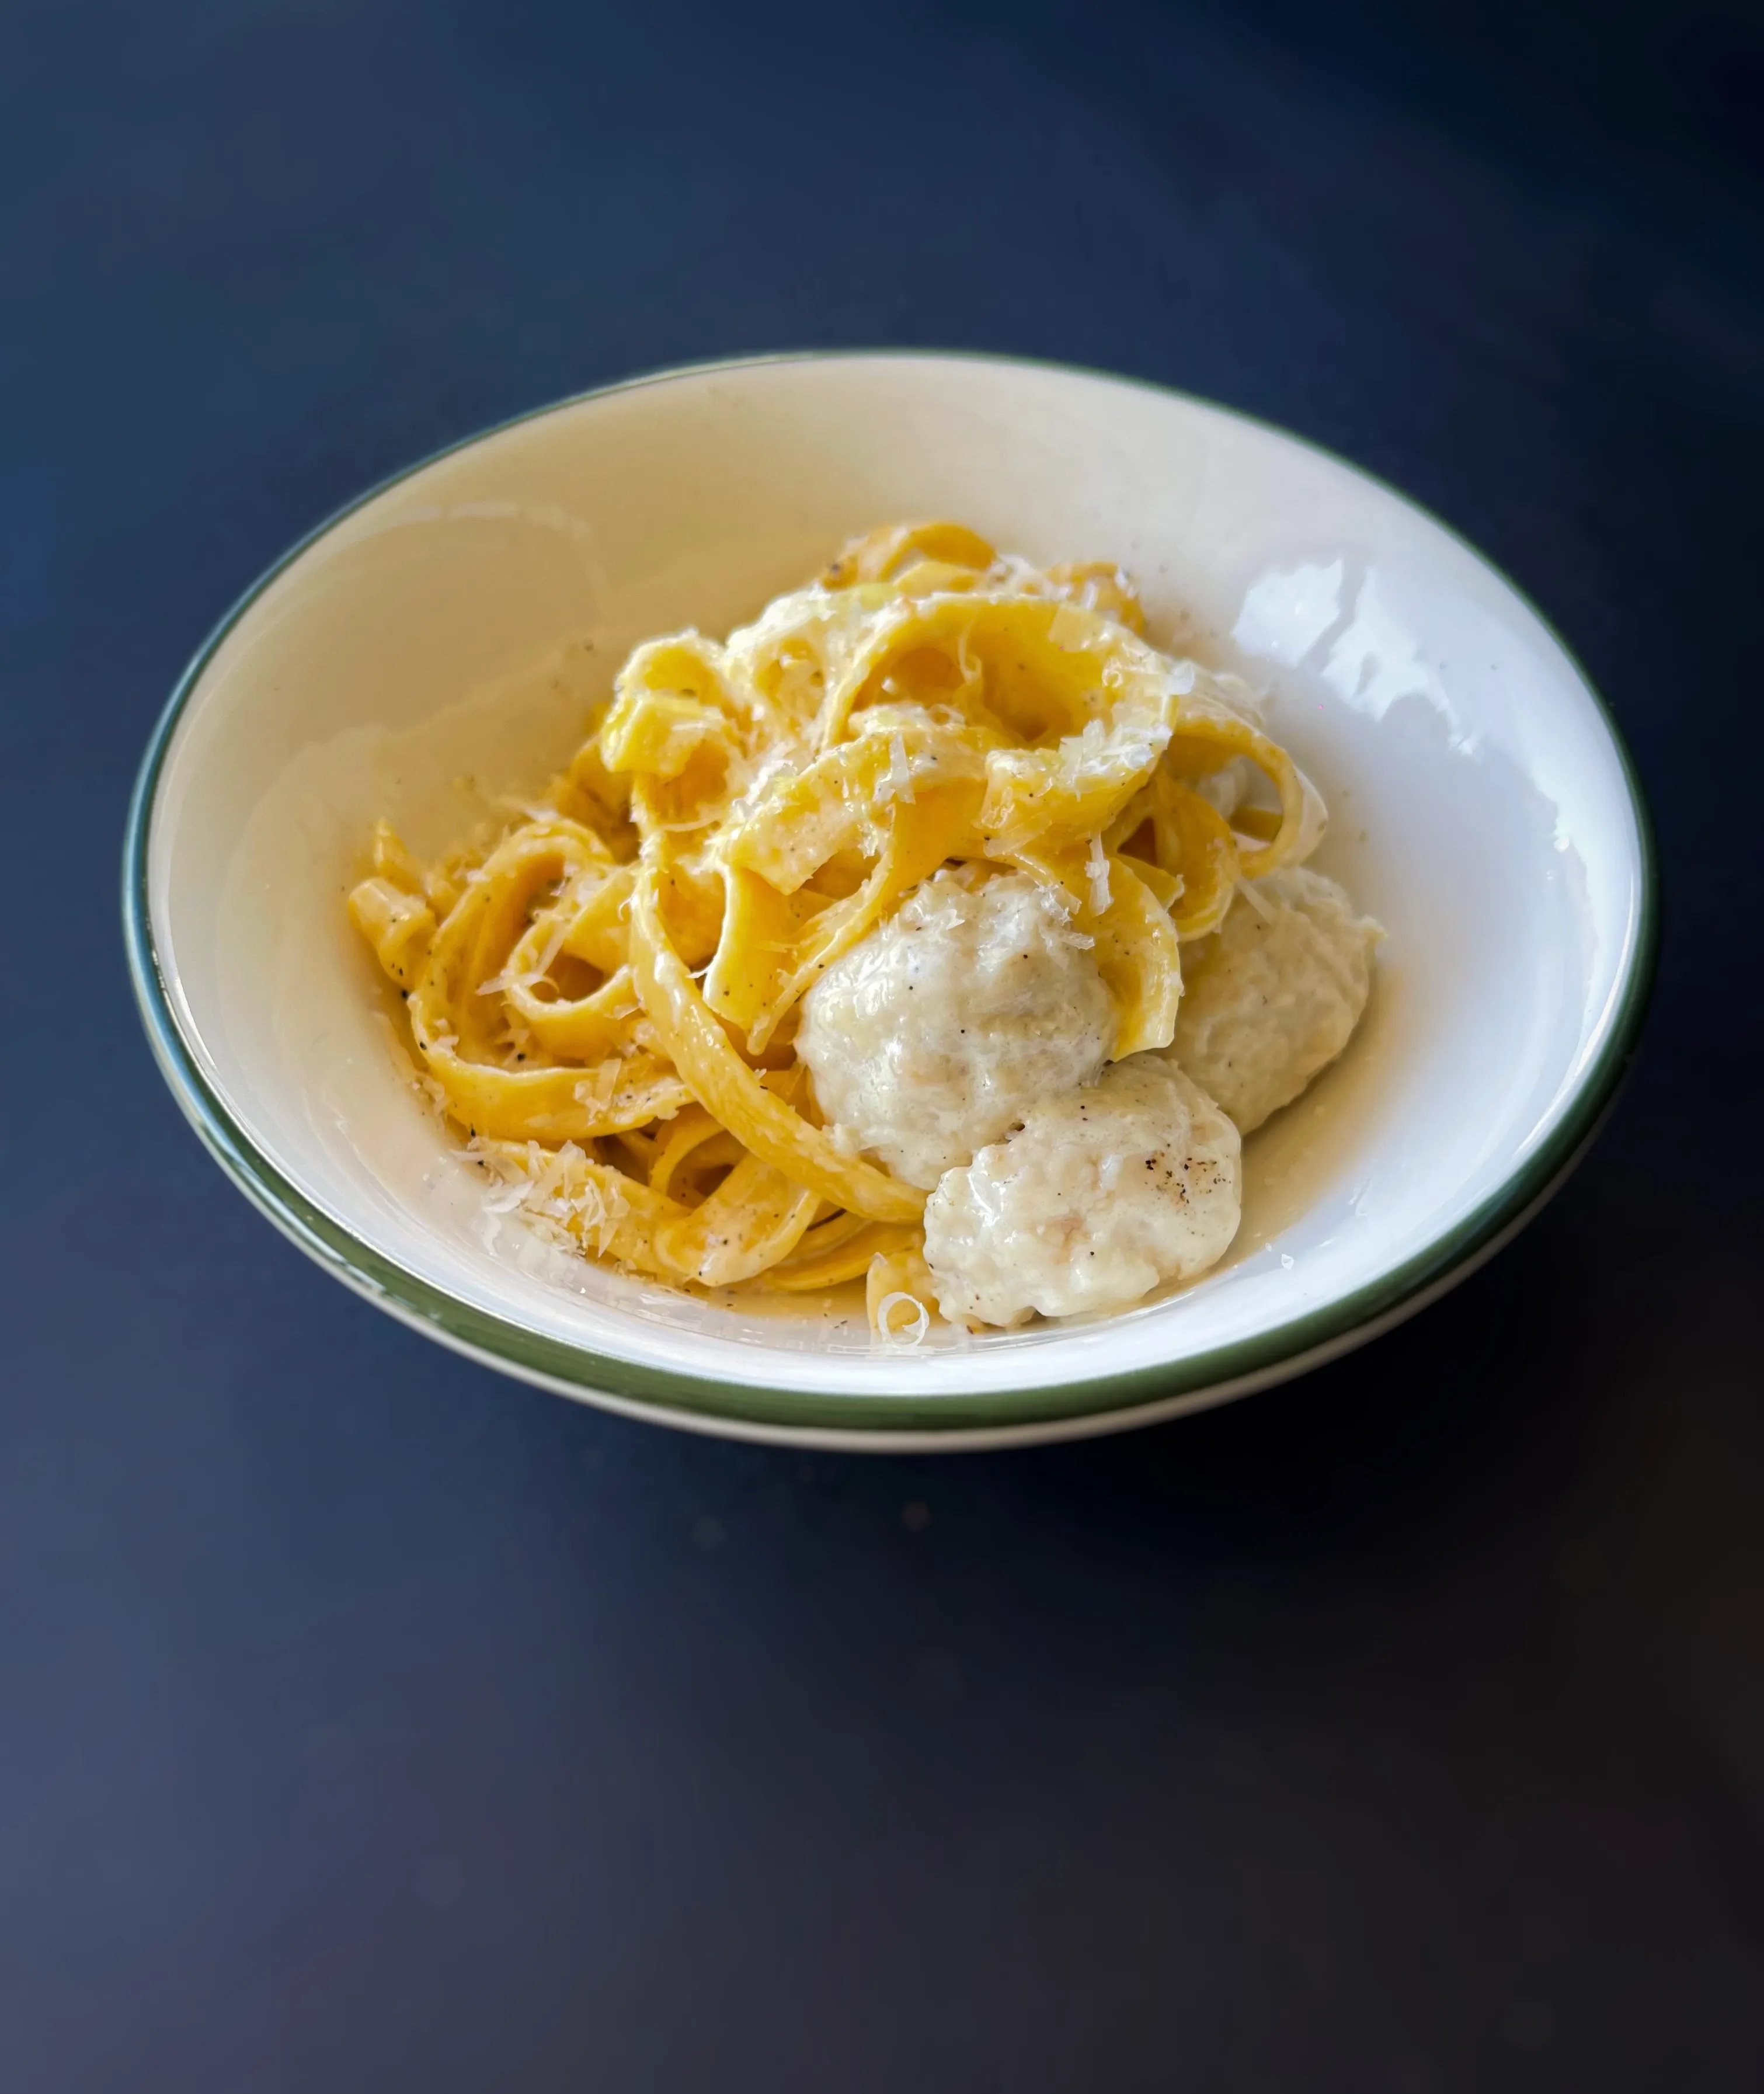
4 2 1760 2088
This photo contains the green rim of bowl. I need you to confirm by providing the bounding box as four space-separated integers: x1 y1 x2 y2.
122 351 1659 1440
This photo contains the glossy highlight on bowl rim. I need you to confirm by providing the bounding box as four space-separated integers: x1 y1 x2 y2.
122 351 1660 1449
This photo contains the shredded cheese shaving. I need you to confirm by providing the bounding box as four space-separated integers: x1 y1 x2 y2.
1087 833 1112 917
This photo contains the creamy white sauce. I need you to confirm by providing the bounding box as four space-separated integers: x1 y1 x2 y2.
1169 866 1382 1135
796 869 1113 1189
924 1057 1242 1326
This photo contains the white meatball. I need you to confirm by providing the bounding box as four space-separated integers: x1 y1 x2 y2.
1171 866 1382 1135
924 1057 1241 1326
797 869 1113 1189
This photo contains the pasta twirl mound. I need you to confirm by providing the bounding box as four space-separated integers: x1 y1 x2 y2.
350 523 1377 1337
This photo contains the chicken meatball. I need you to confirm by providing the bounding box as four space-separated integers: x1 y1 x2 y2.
796 869 1114 1189
924 1056 1241 1326
1170 865 1381 1135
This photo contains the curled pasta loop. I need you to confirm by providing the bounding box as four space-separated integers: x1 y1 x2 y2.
400 820 690 1142
822 521 998 588
628 847 925 1225
866 1242 939 1341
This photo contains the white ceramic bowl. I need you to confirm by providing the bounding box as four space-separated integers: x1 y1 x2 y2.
125 354 1655 1448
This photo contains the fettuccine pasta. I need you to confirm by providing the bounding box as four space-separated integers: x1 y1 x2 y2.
350 524 1332 1336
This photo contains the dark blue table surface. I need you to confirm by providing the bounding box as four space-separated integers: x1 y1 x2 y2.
5 4 1760 2088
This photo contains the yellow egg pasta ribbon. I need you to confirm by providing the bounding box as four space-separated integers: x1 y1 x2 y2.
627 844 925 1226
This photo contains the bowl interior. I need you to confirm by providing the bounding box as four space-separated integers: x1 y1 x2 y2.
140 355 1648 1428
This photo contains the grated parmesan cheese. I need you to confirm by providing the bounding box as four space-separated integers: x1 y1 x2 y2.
1087 833 1112 916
